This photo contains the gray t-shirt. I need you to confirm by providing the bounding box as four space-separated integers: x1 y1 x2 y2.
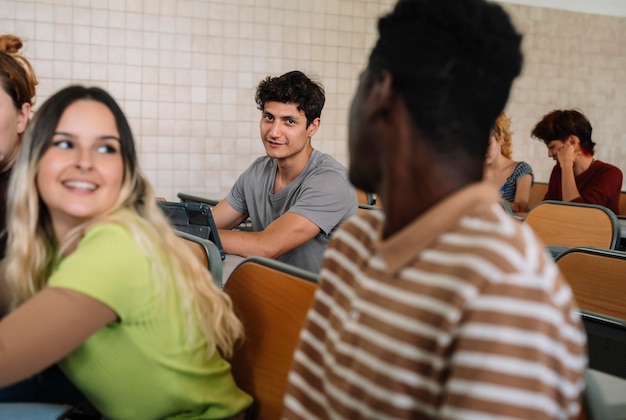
225 149 358 273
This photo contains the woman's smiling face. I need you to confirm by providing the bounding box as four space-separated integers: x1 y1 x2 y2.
36 99 124 240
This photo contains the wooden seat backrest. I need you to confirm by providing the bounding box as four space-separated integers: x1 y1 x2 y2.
176 236 209 268
525 200 619 250
224 257 319 420
619 191 626 216
356 188 370 205
355 188 378 206
528 182 548 210
556 247 626 320
174 230 223 288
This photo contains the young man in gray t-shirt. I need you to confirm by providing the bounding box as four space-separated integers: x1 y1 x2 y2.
211 71 357 273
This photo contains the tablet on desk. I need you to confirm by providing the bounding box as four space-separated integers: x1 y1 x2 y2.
158 201 225 261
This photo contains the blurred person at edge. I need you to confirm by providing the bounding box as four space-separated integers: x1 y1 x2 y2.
283 0 586 418
0 86 251 420
0 34 37 259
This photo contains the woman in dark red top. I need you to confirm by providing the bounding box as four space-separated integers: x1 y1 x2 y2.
531 109 623 215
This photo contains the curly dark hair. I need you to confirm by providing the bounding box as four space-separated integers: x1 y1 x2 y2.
531 109 595 156
255 70 325 127
365 0 523 160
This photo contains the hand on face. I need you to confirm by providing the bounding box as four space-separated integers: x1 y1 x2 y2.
556 140 578 168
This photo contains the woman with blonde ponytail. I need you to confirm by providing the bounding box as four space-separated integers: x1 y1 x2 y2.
0 85 251 419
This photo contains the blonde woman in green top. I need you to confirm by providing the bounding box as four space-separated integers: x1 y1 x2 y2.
0 86 251 419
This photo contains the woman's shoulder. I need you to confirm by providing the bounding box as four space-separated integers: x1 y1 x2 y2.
84 216 135 241
509 160 533 178
80 213 146 255
513 160 533 172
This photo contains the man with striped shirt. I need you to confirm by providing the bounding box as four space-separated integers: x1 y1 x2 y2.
283 0 587 418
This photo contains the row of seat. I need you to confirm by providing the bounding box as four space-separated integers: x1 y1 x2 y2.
217 200 626 419
178 240 624 419
517 198 626 418
170 192 626 418
556 247 626 367
526 198 626 418
556 247 626 419
220 252 626 420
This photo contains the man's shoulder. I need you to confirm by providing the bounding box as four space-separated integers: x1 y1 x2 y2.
299 151 349 186
325 212 382 260
240 155 275 176
310 150 347 172
457 204 548 269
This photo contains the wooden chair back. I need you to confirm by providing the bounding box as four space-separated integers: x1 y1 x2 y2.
174 230 223 288
525 200 620 250
355 188 376 206
528 182 548 210
557 247 626 418
224 257 319 420
556 247 626 320
619 191 626 216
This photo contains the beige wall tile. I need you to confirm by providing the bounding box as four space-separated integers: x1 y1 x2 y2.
2 0 623 199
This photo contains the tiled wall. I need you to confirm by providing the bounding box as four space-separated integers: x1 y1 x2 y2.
501 3 626 189
1 0 624 199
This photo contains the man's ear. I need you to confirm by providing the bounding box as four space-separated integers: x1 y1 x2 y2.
567 135 580 147
367 71 394 118
307 117 320 137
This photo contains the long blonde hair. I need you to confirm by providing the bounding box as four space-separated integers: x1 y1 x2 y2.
3 86 242 358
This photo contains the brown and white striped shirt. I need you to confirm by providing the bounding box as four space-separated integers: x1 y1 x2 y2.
283 183 586 419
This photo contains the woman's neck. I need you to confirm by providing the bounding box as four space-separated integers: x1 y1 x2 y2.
484 154 514 183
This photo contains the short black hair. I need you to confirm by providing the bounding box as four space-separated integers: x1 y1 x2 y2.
366 0 523 160
255 70 325 127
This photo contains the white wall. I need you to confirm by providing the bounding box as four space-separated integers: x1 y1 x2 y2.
496 0 626 17
1 0 624 199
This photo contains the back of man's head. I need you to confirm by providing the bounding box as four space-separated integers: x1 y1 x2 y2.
255 70 325 127
367 0 523 160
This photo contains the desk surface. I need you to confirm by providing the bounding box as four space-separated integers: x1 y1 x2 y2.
178 192 222 206
513 212 527 222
